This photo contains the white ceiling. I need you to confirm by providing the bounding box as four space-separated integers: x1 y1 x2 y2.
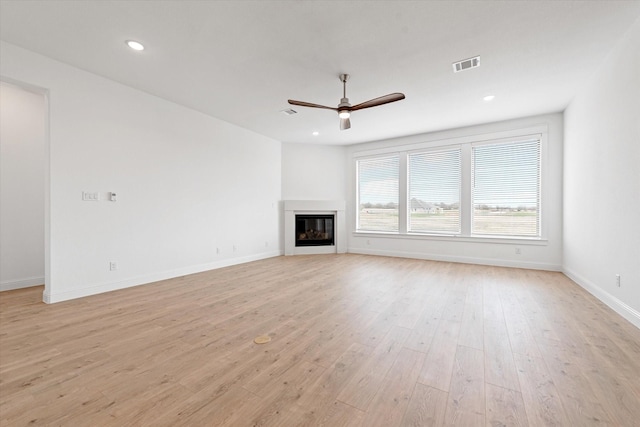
1 1 639 145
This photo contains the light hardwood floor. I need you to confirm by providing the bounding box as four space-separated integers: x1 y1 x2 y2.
1 254 639 426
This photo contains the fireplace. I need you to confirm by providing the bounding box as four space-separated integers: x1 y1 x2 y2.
283 200 346 255
295 214 334 247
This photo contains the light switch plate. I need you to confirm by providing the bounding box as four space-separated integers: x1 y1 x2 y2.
82 192 99 201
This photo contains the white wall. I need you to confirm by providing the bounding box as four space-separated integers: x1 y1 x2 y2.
0 41 282 303
280 143 347 253
563 19 640 328
281 142 347 201
0 82 46 291
346 114 564 271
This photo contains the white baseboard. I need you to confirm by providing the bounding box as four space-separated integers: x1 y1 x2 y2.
1 276 44 292
43 251 281 304
563 267 640 329
348 247 562 271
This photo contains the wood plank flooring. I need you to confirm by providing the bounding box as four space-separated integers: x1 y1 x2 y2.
1 254 639 426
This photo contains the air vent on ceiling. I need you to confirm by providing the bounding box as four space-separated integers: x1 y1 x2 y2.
281 108 297 115
452 56 480 73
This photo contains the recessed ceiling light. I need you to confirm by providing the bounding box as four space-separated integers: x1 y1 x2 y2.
483 95 495 102
312 131 319 136
126 40 145 51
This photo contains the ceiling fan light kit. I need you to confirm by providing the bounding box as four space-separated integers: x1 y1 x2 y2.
288 74 405 131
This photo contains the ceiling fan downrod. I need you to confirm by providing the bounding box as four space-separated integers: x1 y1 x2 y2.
340 74 349 98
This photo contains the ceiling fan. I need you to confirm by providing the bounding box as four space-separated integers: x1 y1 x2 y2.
288 74 405 130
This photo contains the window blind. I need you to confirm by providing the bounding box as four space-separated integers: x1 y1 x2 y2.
408 149 461 234
357 156 399 232
472 139 540 237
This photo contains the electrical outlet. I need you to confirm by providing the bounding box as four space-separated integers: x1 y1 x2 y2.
616 274 621 287
515 247 521 255
265 241 269 247
216 247 220 255
233 245 237 252
110 262 117 271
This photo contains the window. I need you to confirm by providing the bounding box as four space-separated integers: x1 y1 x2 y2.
408 149 461 234
472 139 540 237
357 156 399 232
353 130 544 241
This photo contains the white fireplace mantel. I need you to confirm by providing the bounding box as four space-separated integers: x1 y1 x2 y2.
284 200 346 255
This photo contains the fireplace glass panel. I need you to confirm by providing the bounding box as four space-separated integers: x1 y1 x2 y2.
295 214 335 246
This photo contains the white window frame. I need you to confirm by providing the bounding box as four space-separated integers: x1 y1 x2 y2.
407 146 462 236
470 137 541 238
352 126 548 244
355 154 401 233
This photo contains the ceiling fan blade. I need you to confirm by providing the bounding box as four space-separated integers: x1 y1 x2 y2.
288 100 337 111
351 93 405 111
340 117 351 131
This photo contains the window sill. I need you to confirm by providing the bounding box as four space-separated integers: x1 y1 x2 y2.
352 231 548 246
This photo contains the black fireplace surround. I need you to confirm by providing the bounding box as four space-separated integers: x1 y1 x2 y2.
295 214 335 247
